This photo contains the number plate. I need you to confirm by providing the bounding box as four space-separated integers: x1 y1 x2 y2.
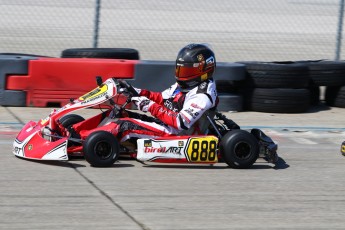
185 136 218 163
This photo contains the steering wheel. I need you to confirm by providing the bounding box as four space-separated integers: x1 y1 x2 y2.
117 80 139 97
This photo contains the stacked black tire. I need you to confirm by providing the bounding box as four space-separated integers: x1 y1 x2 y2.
61 48 140 60
304 61 345 108
238 61 311 113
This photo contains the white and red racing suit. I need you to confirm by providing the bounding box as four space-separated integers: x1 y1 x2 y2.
78 80 218 142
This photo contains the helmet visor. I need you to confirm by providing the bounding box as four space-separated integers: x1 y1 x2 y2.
175 64 201 81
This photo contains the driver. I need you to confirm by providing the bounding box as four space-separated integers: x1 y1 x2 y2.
79 43 218 142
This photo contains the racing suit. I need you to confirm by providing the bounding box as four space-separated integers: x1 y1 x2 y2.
78 79 218 142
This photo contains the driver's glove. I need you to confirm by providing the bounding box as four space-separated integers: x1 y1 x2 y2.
118 86 141 96
131 96 154 112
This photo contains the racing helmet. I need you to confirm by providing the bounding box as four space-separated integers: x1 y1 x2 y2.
175 43 216 89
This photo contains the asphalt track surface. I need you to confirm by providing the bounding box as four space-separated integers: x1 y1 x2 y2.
0 105 345 229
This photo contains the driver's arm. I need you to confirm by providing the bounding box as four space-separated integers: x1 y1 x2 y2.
148 93 213 130
135 84 176 106
139 89 164 105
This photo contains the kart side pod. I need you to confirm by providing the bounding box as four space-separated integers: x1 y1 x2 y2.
136 129 276 169
137 136 219 164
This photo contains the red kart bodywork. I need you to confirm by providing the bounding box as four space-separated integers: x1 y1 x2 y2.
13 77 278 168
13 78 220 164
13 78 117 161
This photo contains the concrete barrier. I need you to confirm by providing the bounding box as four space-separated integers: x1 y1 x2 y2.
0 54 40 106
2 57 246 109
6 58 138 107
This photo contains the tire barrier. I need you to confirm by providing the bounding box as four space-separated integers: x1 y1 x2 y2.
302 60 345 86
238 61 309 88
61 48 140 60
245 88 310 113
301 60 345 109
2 52 345 112
325 86 345 108
238 61 311 113
217 93 243 112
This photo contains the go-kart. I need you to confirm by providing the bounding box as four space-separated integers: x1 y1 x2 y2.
13 77 278 168
341 141 345 156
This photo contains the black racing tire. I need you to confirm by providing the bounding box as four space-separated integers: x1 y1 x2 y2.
245 88 310 113
308 81 320 106
215 80 239 93
59 114 85 145
303 60 345 86
238 61 309 88
83 131 120 167
219 130 259 169
61 48 140 60
59 114 85 128
325 86 345 108
217 93 243 112
0 53 49 57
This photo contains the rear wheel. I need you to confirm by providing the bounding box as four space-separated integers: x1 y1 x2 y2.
83 131 120 167
219 130 259 169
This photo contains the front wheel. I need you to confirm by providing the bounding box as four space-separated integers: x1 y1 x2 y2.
83 131 120 167
59 114 85 146
219 130 259 169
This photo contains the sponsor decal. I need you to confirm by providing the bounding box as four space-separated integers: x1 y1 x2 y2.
159 107 178 117
79 84 108 101
144 146 182 155
191 103 205 110
164 100 179 113
81 92 107 104
28 144 33 151
206 56 215 65
197 54 205 71
183 108 199 119
144 140 152 147
178 141 184 147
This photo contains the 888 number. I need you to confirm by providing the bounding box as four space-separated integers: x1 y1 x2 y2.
186 137 218 163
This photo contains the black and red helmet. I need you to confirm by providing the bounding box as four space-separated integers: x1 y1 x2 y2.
175 43 216 89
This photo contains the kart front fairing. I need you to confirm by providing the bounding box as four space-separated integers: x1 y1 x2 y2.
13 121 68 160
13 78 118 160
